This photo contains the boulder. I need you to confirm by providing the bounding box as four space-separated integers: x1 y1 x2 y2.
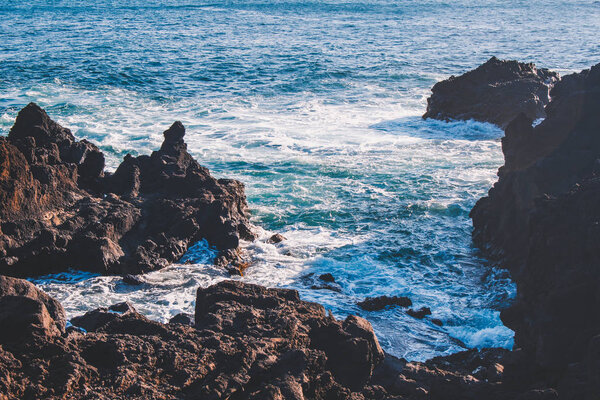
0 275 65 342
423 57 559 128
357 295 412 311
267 233 286 244
406 307 432 319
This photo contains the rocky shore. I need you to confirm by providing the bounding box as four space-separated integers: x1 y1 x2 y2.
0 275 520 400
0 104 255 277
1 59 599 399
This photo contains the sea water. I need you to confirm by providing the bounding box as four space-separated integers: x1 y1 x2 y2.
1 0 599 361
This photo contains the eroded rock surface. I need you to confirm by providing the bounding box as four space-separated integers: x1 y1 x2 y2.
423 57 559 128
0 103 255 276
471 63 600 398
0 278 545 400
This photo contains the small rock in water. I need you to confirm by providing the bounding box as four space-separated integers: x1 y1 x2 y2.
407 307 432 319
319 273 336 283
357 296 412 311
122 274 144 286
267 233 286 244
169 313 194 326
310 284 342 293
431 318 443 327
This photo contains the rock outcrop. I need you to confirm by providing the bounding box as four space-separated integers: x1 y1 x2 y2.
471 63 600 398
0 103 255 276
0 277 548 400
423 57 559 128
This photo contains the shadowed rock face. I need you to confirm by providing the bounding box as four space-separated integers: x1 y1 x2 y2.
423 57 560 128
0 277 530 400
471 63 600 397
0 103 255 276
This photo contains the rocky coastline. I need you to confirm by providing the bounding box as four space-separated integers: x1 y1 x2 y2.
0 59 599 399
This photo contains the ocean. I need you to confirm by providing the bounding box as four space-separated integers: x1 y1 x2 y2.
1 0 598 361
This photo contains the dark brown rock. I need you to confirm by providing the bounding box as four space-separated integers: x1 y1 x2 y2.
423 57 560 128
319 273 336 283
0 278 577 399
0 103 256 276
267 233 286 244
168 312 194 326
357 295 412 311
470 63 600 398
406 307 432 320
0 275 65 343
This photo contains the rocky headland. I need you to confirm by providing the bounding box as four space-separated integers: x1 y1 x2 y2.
470 62 600 398
423 57 560 128
0 103 255 277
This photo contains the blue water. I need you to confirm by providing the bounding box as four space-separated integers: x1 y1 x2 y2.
2 0 599 361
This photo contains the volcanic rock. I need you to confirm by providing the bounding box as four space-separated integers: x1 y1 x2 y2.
0 275 65 343
0 278 571 399
319 273 336 283
470 63 600 397
267 233 286 244
406 307 431 320
423 57 559 128
168 312 194 326
0 103 256 276
357 295 412 311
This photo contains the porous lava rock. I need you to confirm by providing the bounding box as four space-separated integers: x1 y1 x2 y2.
423 57 559 128
0 103 255 276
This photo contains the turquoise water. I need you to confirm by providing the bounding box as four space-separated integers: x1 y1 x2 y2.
2 0 599 361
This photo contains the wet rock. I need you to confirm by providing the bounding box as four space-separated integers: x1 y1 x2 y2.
267 233 287 244
310 284 342 293
319 273 336 283
122 274 144 286
357 295 412 311
300 273 342 292
406 307 432 319
0 103 256 276
423 56 560 128
431 318 443 327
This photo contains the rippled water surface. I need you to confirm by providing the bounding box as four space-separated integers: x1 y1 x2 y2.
1 0 599 361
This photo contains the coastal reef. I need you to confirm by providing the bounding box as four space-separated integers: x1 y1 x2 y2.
0 103 255 276
423 56 559 128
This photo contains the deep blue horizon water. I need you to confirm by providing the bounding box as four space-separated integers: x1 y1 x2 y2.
1 0 599 361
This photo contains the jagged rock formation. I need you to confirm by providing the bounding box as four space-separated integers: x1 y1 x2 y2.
0 103 255 276
471 63 600 398
423 57 560 128
0 277 542 400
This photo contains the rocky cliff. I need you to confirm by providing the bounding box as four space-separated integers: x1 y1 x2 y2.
470 63 600 398
0 103 255 276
